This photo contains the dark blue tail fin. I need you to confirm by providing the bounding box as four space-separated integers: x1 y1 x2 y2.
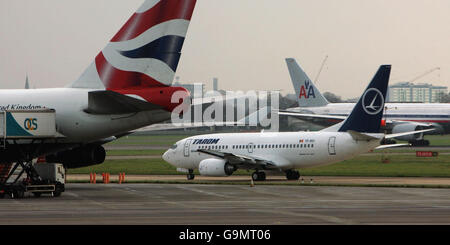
338 65 391 133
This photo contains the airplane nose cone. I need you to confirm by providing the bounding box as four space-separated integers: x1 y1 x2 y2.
162 150 170 162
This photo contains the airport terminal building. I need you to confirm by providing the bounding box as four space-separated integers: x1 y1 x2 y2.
387 82 448 103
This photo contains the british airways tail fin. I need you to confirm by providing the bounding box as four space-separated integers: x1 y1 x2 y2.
285 58 329 107
337 65 391 133
70 0 197 90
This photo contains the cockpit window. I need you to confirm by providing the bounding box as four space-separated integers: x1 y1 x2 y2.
170 144 177 150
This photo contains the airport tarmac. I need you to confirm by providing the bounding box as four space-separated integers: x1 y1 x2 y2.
1 183 450 225
68 174 450 187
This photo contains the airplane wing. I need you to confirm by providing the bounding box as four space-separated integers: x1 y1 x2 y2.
279 111 436 130
196 149 278 170
278 111 347 121
347 130 383 141
133 121 246 132
278 111 346 127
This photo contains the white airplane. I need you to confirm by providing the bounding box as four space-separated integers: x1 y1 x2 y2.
0 0 197 167
281 58 450 146
163 65 433 181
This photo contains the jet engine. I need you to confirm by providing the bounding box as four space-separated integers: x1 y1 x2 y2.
198 159 236 177
46 145 106 169
391 123 424 141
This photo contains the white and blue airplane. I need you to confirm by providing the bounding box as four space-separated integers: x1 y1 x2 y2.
163 65 432 181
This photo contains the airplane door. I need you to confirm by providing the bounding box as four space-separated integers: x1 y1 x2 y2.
248 143 254 153
328 137 336 155
184 139 192 157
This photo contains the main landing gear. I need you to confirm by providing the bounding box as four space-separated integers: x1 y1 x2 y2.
187 169 195 180
251 171 266 181
410 139 430 146
285 169 300 180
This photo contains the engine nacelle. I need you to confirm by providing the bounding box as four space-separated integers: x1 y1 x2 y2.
391 123 424 141
198 159 236 177
46 145 106 169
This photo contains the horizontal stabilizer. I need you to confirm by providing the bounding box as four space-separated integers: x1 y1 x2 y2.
384 128 435 139
347 130 382 141
375 143 410 150
85 90 163 115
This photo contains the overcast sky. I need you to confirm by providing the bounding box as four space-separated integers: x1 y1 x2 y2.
0 0 449 98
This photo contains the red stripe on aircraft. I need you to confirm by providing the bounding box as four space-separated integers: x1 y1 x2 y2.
111 0 197 42
400 120 450 123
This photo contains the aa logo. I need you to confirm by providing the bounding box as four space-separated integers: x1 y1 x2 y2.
299 80 316 99
24 118 38 131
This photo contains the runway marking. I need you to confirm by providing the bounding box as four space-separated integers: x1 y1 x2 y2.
175 185 232 199
255 209 358 225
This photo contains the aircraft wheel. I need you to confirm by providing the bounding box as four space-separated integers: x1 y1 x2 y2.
252 172 259 181
187 173 195 180
258 172 266 181
52 190 61 197
12 189 24 199
252 171 266 181
286 170 300 180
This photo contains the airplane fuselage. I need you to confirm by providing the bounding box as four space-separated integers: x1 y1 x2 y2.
163 131 381 171
0 88 171 143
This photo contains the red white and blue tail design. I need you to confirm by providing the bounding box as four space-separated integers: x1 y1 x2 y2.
71 0 196 90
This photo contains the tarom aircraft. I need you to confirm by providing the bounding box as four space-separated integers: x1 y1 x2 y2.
163 65 433 181
0 0 197 167
280 58 449 146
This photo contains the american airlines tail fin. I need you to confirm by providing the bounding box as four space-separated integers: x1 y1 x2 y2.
71 0 197 90
285 58 329 107
337 65 391 133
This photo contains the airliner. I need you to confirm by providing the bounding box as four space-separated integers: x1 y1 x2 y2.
0 0 197 167
281 58 450 146
163 65 432 181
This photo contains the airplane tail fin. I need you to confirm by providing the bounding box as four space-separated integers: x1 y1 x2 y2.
285 58 329 107
70 0 196 90
337 65 391 133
